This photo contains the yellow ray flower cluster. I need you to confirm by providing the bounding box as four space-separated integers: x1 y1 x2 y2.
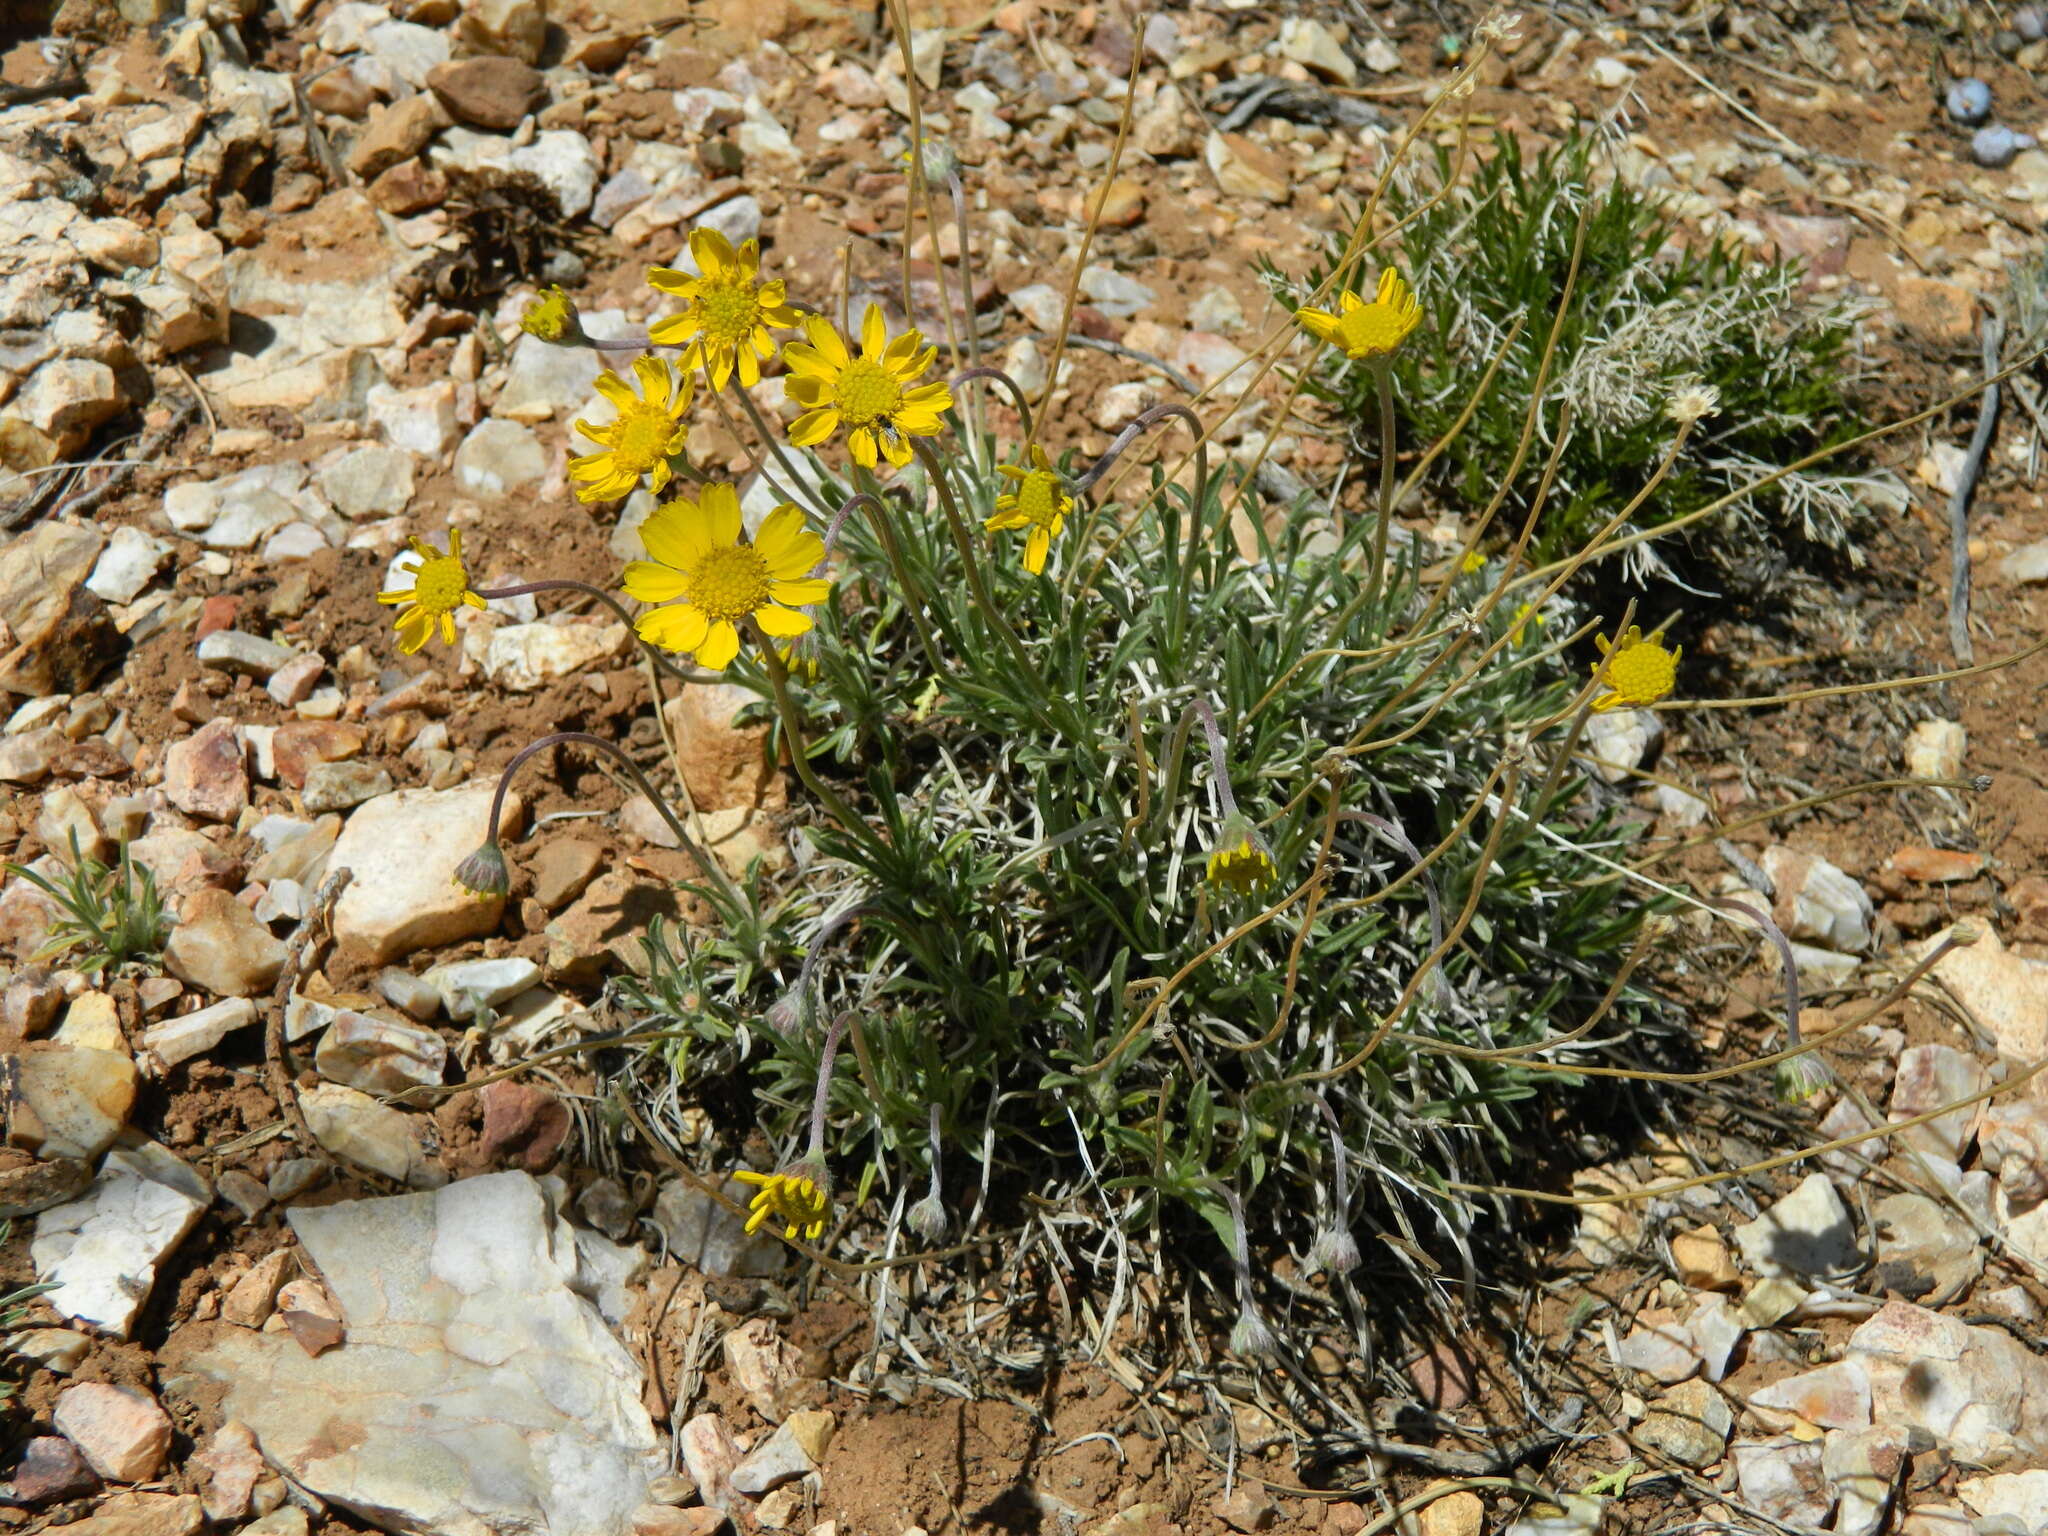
622 484 829 670
649 228 800 391
985 444 1073 575
786 304 953 469
377 532 487 654
570 355 691 502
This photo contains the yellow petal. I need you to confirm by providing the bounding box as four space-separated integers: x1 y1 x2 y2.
756 504 818 573
769 576 831 606
697 619 741 670
637 603 711 654
633 353 671 408
1025 524 1050 573
702 482 743 548
594 371 635 408
753 604 813 637
788 408 840 447
689 224 735 279
641 496 714 570
648 313 698 346
804 315 851 368
621 561 691 603
859 302 887 358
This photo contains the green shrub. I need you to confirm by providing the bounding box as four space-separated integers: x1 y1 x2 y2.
611 437 1660 1293
1276 127 1885 596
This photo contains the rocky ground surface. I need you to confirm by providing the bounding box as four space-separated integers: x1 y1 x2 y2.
7 0 2048 1533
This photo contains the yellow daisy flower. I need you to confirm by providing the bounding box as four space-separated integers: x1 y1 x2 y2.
785 303 953 469
985 444 1073 575
1206 813 1276 894
376 531 487 655
1590 624 1681 712
568 354 692 503
647 229 801 392
735 1165 829 1241
620 483 830 670
1294 268 1422 361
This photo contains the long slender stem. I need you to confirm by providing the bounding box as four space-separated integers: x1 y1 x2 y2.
731 384 839 520
909 437 1048 702
860 495 955 671
1362 361 1398 619
949 366 1033 443
754 626 888 855
1185 697 1239 818
804 1011 852 1164
483 730 744 910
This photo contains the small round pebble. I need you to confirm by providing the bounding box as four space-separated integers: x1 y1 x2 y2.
2019 5 2047 43
1948 77 1994 125
1973 124 2037 167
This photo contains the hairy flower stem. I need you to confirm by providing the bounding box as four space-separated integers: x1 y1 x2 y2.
1069 404 1210 647
947 173 983 374
948 365 1034 443
1310 1095 1361 1275
481 731 744 910
909 438 1056 717
1362 361 1398 618
1715 897 1832 1098
731 383 840 521
804 1011 851 1165
851 494 956 675
1220 1184 1276 1357
472 579 715 688
1341 809 1449 1005
754 630 890 858
1185 696 1241 819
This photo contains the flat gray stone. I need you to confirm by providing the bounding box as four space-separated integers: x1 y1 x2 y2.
169 1173 663 1536
1734 1172 1861 1280
33 1143 209 1339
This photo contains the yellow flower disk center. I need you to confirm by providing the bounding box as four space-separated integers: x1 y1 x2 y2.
1608 644 1677 704
835 358 904 425
1335 304 1408 358
1015 471 1064 528
685 545 772 623
410 557 468 614
613 402 675 471
696 280 761 347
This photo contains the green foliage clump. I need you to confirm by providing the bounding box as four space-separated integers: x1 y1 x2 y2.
1282 127 1882 594
617 438 1657 1282
5 834 171 979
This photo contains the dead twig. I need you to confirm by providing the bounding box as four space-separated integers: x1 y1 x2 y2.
34 399 201 528
266 867 352 1171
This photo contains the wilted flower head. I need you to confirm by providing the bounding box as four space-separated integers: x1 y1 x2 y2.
1590 624 1681 712
901 135 958 184
735 1164 830 1241
1229 1305 1279 1360
453 841 510 899
1666 379 1721 428
1775 1053 1832 1105
1308 1226 1363 1277
1207 812 1277 895
1475 9 1524 47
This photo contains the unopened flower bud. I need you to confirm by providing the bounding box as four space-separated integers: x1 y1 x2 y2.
521 286 587 346
1309 1227 1362 1277
907 1192 947 1244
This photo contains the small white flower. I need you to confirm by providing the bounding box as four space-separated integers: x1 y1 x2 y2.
1667 380 1721 427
